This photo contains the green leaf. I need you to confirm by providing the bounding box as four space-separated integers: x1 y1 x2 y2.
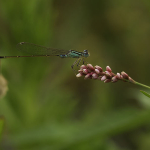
140 90 150 98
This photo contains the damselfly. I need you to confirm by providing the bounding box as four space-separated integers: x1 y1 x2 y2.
0 42 90 69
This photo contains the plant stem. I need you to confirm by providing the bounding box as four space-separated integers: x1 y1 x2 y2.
134 81 150 89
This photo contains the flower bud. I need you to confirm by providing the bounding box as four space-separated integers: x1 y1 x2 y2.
92 73 98 79
106 66 112 72
95 69 100 74
76 73 83 78
83 69 88 74
80 65 87 70
105 71 112 78
120 75 124 79
101 75 107 81
85 73 91 79
116 73 121 79
121 71 129 79
95 65 103 72
78 70 83 73
111 72 116 77
129 77 135 83
112 76 118 83
87 64 95 71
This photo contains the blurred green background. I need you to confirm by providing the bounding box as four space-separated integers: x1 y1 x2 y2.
0 0 150 150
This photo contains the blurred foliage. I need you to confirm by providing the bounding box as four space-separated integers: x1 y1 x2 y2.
0 0 150 150
0 117 4 140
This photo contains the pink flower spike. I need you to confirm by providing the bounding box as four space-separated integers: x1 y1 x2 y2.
101 75 107 81
95 65 103 72
121 71 129 79
76 73 83 78
92 73 98 79
83 69 88 74
76 63 137 86
106 66 112 72
95 69 100 74
112 76 118 83
87 64 95 71
104 79 111 83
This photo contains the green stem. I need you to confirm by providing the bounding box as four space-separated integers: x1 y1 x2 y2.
134 81 150 89
121 78 150 89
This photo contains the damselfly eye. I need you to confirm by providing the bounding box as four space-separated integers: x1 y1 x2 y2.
83 50 88 54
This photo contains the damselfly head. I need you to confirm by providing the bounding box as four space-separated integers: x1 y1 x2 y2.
83 50 90 57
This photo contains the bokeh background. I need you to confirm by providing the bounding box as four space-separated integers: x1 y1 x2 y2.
0 0 150 150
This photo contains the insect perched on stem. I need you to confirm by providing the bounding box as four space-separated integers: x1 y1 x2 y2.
0 42 90 70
